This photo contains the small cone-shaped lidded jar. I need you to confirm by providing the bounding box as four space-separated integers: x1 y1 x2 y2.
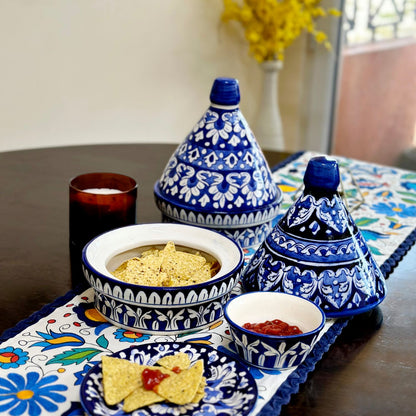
242 156 386 317
154 77 282 248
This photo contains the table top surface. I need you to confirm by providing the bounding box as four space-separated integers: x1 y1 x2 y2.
0 143 415 416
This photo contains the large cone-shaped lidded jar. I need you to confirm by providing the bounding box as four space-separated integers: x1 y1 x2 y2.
241 156 387 318
154 78 282 248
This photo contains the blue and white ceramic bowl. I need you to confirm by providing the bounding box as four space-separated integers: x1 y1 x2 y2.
82 223 244 335
224 292 325 370
154 78 282 248
241 156 387 318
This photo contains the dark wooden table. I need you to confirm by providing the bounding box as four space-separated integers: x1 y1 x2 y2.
0 144 415 415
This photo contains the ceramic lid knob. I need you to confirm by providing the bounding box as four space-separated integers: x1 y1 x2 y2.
304 156 340 191
209 77 240 106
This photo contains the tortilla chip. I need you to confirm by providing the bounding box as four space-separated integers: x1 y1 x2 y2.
160 241 176 258
192 377 207 403
141 248 160 258
161 251 206 280
156 359 204 405
123 387 164 412
156 352 191 371
112 241 216 287
122 365 173 411
101 356 142 406
113 255 163 285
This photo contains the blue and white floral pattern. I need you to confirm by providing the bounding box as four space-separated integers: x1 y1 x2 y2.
0 372 67 416
93 291 230 335
230 329 319 370
80 343 258 416
0 347 29 370
242 158 387 318
155 103 282 248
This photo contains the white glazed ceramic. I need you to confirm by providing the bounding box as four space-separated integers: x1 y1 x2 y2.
82 223 244 334
224 292 325 370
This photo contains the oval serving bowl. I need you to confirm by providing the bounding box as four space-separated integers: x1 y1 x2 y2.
82 223 244 335
224 292 325 370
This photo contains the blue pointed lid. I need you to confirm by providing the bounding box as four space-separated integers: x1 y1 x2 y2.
154 76 281 220
304 156 340 191
209 77 240 106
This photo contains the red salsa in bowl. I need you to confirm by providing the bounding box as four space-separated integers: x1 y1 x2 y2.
243 319 303 336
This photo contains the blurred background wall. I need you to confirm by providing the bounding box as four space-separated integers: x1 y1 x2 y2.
4 0 413 169
0 0 321 153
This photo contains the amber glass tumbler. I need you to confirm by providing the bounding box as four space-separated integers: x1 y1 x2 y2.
69 172 137 288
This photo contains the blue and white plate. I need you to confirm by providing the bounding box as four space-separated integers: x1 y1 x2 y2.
80 342 258 416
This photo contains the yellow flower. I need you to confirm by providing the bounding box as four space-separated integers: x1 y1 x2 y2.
221 0 341 63
328 8 342 17
314 31 327 44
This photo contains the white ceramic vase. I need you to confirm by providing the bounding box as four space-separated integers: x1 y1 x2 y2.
254 60 285 151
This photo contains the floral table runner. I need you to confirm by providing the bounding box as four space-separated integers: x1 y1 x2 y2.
1 151 415 416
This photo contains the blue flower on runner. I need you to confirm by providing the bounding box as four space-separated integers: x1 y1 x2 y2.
0 372 67 415
73 361 99 386
372 202 416 218
375 190 393 199
0 347 29 369
113 328 151 343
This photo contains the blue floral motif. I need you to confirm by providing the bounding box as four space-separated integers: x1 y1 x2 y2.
0 347 29 369
154 96 281 250
0 372 67 415
113 328 151 343
32 331 84 351
217 345 281 379
73 303 109 328
73 361 99 386
375 190 393 198
193 404 217 416
400 180 416 192
361 229 389 241
372 202 416 218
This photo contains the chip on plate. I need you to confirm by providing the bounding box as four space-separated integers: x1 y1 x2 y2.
101 356 142 406
156 359 204 405
100 352 206 411
122 366 172 412
192 377 207 403
123 387 164 412
156 352 191 371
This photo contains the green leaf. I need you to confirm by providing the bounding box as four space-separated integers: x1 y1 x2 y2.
96 335 109 349
401 198 416 205
369 245 383 256
402 173 416 179
47 348 101 366
343 188 358 198
397 191 416 198
281 202 292 210
354 217 379 227
281 174 303 183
